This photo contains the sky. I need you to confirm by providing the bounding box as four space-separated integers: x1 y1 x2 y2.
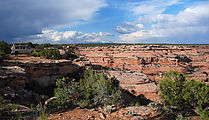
0 0 209 44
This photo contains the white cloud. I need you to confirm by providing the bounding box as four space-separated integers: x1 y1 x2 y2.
118 1 209 44
119 30 160 43
115 22 144 34
0 0 107 42
17 30 114 44
128 0 181 24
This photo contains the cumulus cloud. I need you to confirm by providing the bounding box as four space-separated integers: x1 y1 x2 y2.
118 1 209 44
15 30 114 44
0 0 107 42
115 22 144 34
119 30 160 43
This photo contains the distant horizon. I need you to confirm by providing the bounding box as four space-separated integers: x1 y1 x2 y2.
8 41 209 45
0 0 209 44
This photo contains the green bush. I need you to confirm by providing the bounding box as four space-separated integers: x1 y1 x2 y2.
30 51 41 57
78 69 122 107
147 102 164 111
54 78 78 107
183 79 209 109
54 69 122 108
159 70 188 108
196 108 209 120
0 92 4 104
30 49 61 60
0 40 10 55
39 108 47 120
36 43 52 49
0 40 10 62
159 70 209 118
16 113 22 120
65 47 78 60
40 49 61 60
35 103 48 120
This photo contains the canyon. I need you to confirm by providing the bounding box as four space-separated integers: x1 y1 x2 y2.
76 44 209 82
1 44 209 105
75 44 209 101
1 44 209 119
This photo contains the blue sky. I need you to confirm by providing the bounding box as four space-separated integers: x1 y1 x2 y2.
0 0 209 44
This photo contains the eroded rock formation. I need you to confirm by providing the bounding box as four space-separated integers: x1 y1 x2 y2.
75 45 209 82
108 70 159 102
75 44 209 101
0 60 79 106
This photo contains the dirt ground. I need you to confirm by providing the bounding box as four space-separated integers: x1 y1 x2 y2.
47 107 200 120
47 107 147 120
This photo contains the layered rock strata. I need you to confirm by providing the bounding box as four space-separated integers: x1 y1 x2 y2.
76 45 209 82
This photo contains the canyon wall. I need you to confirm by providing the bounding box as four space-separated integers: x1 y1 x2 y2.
0 60 79 105
75 45 209 101
76 45 209 82
25 60 78 87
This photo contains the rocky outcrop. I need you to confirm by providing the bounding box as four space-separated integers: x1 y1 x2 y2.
0 60 79 106
0 66 26 88
26 60 79 87
108 70 159 102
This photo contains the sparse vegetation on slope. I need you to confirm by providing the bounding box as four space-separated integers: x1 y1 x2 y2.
40 48 61 60
53 68 122 109
30 48 61 60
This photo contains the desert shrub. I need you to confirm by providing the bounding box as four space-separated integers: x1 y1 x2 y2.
39 108 47 120
0 40 10 62
40 49 61 60
30 51 41 57
0 40 10 55
36 43 52 49
26 42 36 48
135 101 140 106
196 108 209 120
159 70 188 108
65 47 78 60
0 92 4 104
0 104 18 112
54 78 78 107
183 79 209 109
159 70 209 117
147 102 164 111
36 103 48 120
30 49 61 60
79 69 121 107
77 69 122 108
16 113 22 120
54 69 122 108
